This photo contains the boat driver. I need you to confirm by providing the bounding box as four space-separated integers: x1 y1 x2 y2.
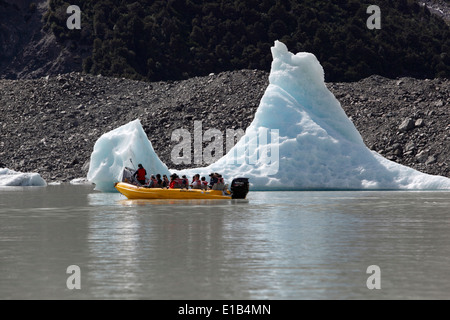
133 164 147 185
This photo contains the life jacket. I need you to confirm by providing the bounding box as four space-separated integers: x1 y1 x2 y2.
150 177 158 187
136 168 146 180
178 179 184 188
170 179 183 189
202 181 208 186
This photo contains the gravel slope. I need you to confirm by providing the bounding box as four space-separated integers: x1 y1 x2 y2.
0 71 448 182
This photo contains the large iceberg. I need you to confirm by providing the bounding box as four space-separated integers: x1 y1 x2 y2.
87 41 450 191
176 41 450 190
0 168 47 187
87 119 171 192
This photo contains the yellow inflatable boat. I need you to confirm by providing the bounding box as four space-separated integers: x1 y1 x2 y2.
115 167 249 200
115 178 249 200
115 182 234 200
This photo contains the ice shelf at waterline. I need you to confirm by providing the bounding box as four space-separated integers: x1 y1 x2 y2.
87 119 171 192
87 41 450 191
0 168 47 186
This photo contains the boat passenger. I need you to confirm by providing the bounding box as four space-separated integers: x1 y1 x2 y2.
133 164 147 185
209 173 218 189
169 174 183 189
156 174 162 188
149 175 158 188
162 175 169 188
212 174 225 190
191 174 202 189
201 177 208 190
169 175 176 189
181 175 189 189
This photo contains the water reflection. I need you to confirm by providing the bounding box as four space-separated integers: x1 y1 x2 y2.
117 199 236 207
84 191 365 298
86 207 143 298
87 191 251 207
87 191 123 207
1 186 449 299
86 192 253 299
82 190 450 299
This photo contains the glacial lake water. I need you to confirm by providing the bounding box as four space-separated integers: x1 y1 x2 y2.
0 184 449 300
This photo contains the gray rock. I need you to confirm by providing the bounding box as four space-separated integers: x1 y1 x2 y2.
415 118 425 127
415 150 428 163
81 159 90 174
394 148 403 157
405 142 416 152
434 100 443 107
425 156 437 165
399 118 415 132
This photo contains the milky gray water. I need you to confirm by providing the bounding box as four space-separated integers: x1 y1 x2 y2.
0 185 449 300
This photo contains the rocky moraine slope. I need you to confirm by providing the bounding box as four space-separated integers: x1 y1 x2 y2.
0 71 448 182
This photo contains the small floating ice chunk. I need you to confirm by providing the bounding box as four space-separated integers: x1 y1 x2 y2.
0 168 47 187
70 178 92 185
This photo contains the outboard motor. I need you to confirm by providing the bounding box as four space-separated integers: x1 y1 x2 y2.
230 178 249 199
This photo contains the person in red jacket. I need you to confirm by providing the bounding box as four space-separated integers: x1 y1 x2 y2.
133 164 147 185
169 173 177 189
169 173 185 189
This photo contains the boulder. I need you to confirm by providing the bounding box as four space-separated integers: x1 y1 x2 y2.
399 118 415 132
